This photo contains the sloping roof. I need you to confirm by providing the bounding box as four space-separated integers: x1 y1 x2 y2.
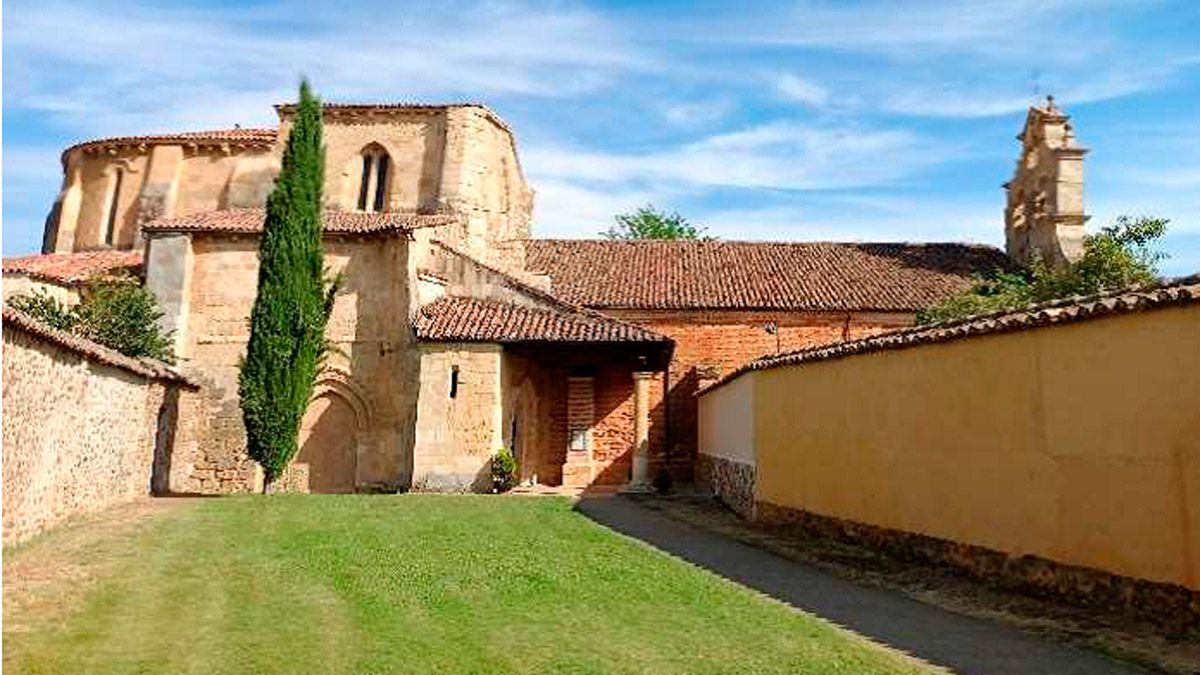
2 305 195 386
2 250 144 285
707 275 1200 392
142 209 457 235
64 128 277 158
415 296 669 344
523 239 1012 312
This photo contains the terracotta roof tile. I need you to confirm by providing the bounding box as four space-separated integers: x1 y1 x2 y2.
65 128 276 157
2 250 144 285
707 275 1200 392
523 239 1012 312
142 209 456 235
415 296 669 344
2 305 195 386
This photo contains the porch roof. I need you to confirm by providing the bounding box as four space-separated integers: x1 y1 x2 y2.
414 296 671 346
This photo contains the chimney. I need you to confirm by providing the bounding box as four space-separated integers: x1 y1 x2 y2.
1003 96 1089 269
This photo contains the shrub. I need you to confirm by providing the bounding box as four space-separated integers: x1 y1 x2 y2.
73 277 175 362
491 447 517 492
7 276 174 363
919 215 1169 324
8 289 76 331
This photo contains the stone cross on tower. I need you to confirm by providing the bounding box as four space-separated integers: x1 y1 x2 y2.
1003 95 1089 269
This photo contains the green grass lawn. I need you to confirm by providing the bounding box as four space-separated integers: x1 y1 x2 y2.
3 495 934 674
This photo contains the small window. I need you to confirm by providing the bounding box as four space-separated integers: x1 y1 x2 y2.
449 365 459 399
104 169 123 246
357 155 372 211
373 154 389 212
356 145 390 213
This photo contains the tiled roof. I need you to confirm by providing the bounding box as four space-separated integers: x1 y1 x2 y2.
415 296 670 344
2 305 195 386
64 128 277 157
523 239 1012 312
142 209 457 235
2 250 144 285
707 275 1200 392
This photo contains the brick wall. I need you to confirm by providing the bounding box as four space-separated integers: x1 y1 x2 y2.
2 321 185 544
607 309 909 477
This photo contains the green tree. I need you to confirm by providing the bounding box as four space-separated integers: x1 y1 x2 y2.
918 215 1169 324
603 204 708 240
238 80 339 493
73 277 175 362
8 276 174 363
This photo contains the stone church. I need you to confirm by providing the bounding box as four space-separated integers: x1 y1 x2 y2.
2 97 1086 494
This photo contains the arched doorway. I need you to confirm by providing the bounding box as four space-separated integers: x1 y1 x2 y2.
296 392 358 493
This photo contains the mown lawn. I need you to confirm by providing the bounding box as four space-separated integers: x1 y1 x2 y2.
3 495 934 674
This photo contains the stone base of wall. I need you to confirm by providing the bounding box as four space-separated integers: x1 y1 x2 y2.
755 501 1200 633
697 454 756 519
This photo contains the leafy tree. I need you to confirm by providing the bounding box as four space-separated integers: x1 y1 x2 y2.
918 216 1169 324
73 277 175 362
604 204 708 240
238 80 339 493
8 276 174 363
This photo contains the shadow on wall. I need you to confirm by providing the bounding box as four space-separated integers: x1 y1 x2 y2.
296 391 358 493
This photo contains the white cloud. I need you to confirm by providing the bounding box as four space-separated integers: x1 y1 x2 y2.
658 99 733 127
525 121 943 192
698 196 1003 244
529 179 661 238
776 74 830 108
4 1 646 135
699 0 1133 60
885 67 1174 119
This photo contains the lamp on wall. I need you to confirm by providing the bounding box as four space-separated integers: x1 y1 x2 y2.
763 321 780 354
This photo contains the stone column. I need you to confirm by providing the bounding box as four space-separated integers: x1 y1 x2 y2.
627 371 655 490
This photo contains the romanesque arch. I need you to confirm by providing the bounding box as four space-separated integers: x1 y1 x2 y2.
295 370 371 493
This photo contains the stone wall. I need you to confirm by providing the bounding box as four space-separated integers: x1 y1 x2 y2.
2 316 186 544
157 232 417 494
696 454 756 519
608 309 906 479
412 343 503 491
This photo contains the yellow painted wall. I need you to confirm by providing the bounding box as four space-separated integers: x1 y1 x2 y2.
714 304 1200 590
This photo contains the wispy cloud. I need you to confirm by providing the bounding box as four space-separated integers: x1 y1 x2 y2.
775 74 830 109
4 1 646 134
526 121 944 191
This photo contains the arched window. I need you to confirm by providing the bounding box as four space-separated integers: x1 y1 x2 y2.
357 144 390 212
103 168 124 246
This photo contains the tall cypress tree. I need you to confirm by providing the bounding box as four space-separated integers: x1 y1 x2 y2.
239 80 337 493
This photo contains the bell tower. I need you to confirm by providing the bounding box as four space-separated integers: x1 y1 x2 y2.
1003 96 1089 269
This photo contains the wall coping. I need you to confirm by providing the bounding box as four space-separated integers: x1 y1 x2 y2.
2 305 197 388
702 274 1200 395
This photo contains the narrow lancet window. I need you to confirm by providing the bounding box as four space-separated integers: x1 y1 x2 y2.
104 169 124 246
356 145 390 213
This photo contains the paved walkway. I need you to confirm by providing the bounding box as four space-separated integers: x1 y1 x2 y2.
576 497 1149 675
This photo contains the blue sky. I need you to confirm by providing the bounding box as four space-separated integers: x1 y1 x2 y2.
5 0 1199 274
